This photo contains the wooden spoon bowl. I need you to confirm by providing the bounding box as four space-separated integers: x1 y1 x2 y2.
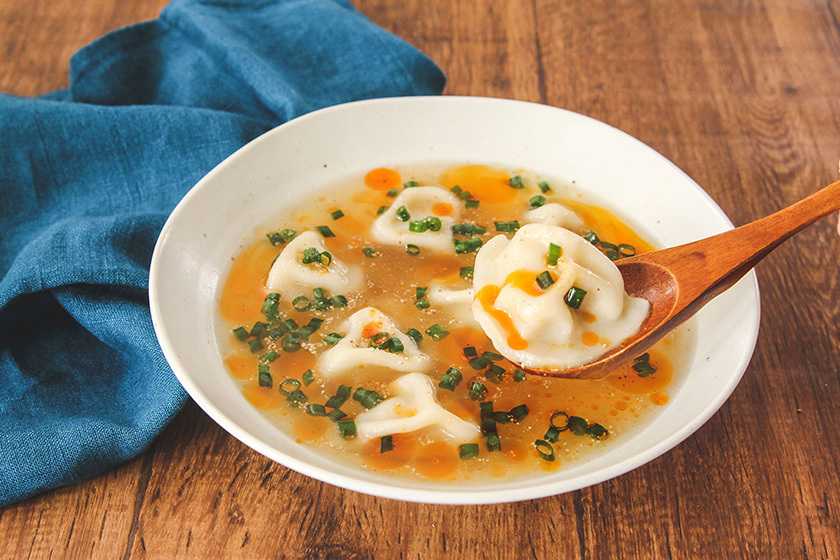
523 178 840 379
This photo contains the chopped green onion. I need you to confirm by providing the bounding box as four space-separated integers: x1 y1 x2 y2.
544 426 560 443
376 205 388 215
388 337 405 353
550 411 570 431
415 300 430 310
282 333 302 352
305 403 327 416
304 401 325 417
327 409 347 422
538 181 551 193
468 381 488 401
583 230 600 245
404 180 419 188
465 199 480 209
425 324 449 340
482 350 504 361
281 318 299 332
604 248 620 261
232 326 250 341
485 364 505 383
493 411 512 423
535 439 555 461
248 338 264 353
250 321 268 337
564 286 587 309
513 368 527 382
380 435 394 453
588 423 609 440
325 385 352 409
319 252 332 266
510 404 529 423
508 175 525 189
386 188 399 197
301 247 321 264
258 370 272 388
369 332 391 349
536 271 555 290
632 360 657 376
261 293 281 321
409 220 428 233
395 206 410 222
338 419 357 438
331 294 348 307
266 327 285 340
568 416 589 436
286 389 308 406
438 367 463 391
278 378 302 396
453 237 483 254
426 216 442 231
617 243 636 257
406 244 421 256
314 225 335 238
330 210 344 220
415 286 428 299
260 351 279 363
458 442 480 460
459 266 474 280
457 190 472 201
405 328 423 345
546 243 562 266
266 232 286 246
306 316 323 332
362 247 378 258
302 369 314 386
494 221 520 233
468 356 492 370
353 387 384 409
634 352 650 363
450 185 462 195
463 346 478 358
485 432 502 452
292 296 311 311
529 195 546 209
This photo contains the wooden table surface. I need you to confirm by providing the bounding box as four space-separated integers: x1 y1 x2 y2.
3 0 840 558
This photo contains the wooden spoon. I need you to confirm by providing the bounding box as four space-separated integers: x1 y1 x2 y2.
523 178 840 380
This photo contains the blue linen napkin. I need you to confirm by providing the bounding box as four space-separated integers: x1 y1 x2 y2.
0 0 445 507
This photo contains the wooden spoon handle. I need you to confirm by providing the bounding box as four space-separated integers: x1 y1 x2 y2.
635 178 840 311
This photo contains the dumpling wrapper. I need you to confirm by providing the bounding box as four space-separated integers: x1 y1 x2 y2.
427 284 477 326
472 223 650 370
370 186 461 252
523 202 585 231
355 373 480 441
266 230 361 297
318 307 430 377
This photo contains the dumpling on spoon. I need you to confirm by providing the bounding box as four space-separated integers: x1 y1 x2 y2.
471 223 649 370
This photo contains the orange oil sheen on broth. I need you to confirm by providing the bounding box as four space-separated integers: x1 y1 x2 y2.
218 164 689 482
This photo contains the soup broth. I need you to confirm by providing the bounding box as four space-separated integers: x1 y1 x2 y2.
218 164 693 482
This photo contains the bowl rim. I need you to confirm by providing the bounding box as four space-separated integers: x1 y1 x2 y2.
149 95 760 504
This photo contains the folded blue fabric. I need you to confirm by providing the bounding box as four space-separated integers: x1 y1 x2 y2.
0 0 445 507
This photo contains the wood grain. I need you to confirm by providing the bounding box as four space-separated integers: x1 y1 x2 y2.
2 0 840 558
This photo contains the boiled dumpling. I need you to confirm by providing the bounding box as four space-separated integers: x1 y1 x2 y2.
355 373 480 441
371 186 460 253
318 307 430 377
427 284 477 326
471 223 649 370
523 202 585 231
266 230 361 297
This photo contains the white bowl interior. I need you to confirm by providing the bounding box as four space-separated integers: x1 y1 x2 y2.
150 97 759 504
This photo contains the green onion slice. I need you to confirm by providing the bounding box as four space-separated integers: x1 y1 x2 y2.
406 244 421 256
568 416 589 436
425 324 449 340
292 296 311 311
564 286 587 309
458 442 480 460
362 247 377 258
305 404 327 416
583 230 600 245
535 439 555 461
395 206 410 222
550 411 570 431
405 328 423 345
302 369 314 386
459 266 474 280
618 243 636 257
529 195 546 209
546 243 562 266
538 181 551 193
508 175 525 189
314 225 335 238
278 378 302 396
536 270 555 290
338 419 357 438
380 435 394 453
468 381 488 401
510 404 529 423
232 326 250 341
323 332 344 345
330 210 344 220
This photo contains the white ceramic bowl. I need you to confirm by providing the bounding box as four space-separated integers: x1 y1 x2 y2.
149 96 760 504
